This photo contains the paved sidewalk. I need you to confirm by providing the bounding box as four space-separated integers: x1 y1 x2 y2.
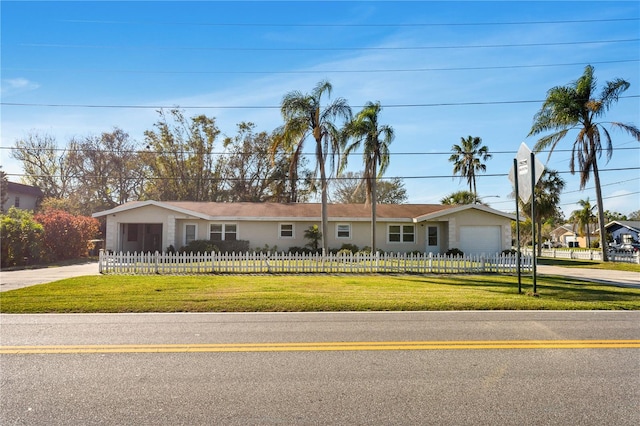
0 262 99 292
537 265 640 288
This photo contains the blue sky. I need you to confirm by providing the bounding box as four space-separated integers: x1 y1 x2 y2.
1 1 639 217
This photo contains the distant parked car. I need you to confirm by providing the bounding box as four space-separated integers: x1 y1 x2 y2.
542 241 563 249
616 243 640 253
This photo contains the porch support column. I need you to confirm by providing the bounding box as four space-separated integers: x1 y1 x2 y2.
503 223 512 251
448 217 457 249
105 215 117 251
166 215 176 251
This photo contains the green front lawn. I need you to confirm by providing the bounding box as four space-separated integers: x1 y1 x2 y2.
1 274 638 313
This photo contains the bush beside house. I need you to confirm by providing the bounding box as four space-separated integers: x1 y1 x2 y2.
0 207 100 268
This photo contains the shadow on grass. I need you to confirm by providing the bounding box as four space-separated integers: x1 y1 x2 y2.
398 274 640 302
537 258 600 267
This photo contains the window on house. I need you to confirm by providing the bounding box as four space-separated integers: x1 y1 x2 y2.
210 224 222 241
185 224 197 245
389 225 415 243
14 196 20 208
279 223 294 238
224 224 237 241
337 224 351 239
428 226 438 246
210 224 237 241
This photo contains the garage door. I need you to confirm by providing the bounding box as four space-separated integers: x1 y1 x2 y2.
459 226 501 255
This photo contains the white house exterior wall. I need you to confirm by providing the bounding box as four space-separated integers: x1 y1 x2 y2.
443 209 512 252
95 202 513 254
103 204 199 252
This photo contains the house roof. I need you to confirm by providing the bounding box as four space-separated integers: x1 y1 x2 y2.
606 221 640 233
6 182 43 198
93 200 514 222
552 222 599 236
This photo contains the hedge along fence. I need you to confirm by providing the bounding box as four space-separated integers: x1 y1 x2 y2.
98 250 532 275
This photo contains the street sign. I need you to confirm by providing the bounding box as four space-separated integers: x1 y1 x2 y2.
508 142 545 203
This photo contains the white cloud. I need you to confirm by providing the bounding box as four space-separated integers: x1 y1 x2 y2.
1 78 40 96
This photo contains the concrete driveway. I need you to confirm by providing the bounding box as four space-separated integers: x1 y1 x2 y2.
537 264 640 288
0 261 99 292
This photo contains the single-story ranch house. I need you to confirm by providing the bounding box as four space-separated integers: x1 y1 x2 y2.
93 201 515 255
606 221 640 245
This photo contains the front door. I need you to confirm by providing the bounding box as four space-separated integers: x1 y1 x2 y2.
425 224 440 254
143 224 163 252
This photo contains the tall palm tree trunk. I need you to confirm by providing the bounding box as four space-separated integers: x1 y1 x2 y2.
371 164 377 253
319 157 329 254
592 160 608 261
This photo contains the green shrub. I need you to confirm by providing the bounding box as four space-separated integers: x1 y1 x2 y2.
0 207 45 267
215 239 250 253
179 240 218 254
339 243 359 253
287 246 316 255
446 248 464 257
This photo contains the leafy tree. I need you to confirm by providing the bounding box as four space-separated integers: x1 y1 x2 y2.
529 65 640 261
440 190 482 205
143 109 221 201
0 168 8 213
38 197 83 216
342 102 394 252
518 170 566 255
628 210 640 221
11 132 76 198
448 136 492 196
570 198 596 249
34 209 100 261
603 210 627 222
331 172 407 204
0 207 45 267
67 128 146 214
304 224 322 252
272 80 352 252
218 122 312 202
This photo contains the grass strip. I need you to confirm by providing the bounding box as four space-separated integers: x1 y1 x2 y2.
1 274 638 313
537 257 640 272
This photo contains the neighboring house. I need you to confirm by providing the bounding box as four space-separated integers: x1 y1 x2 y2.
93 201 515 255
1 182 43 212
550 223 598 248
606 221 640 245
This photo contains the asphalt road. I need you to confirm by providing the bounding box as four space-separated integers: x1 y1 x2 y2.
1 311 639 425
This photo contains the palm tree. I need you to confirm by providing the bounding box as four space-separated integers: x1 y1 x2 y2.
342 102 394 252
519 170 566 255
529 65 640 261
570 198 596 249
448 136 492 196
440 190 483 205
272 80 351 253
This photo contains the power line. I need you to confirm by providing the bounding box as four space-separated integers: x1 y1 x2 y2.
59 17 640 27
6 166 639 182
2 146 638 157
16 38 639 52
3 95 638 110
5 59 637 76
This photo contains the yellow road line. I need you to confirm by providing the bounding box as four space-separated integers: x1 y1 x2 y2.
1 340 639 354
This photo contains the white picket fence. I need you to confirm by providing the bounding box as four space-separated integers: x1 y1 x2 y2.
522 248 640 264
98 250 532 275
